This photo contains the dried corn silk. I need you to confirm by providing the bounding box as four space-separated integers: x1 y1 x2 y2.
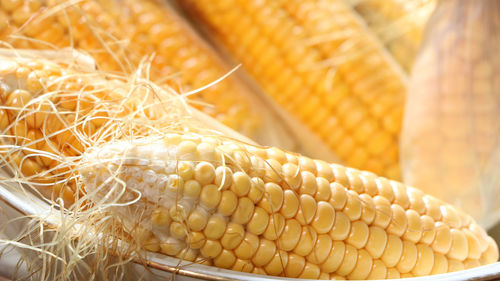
401 0 500 226
0 0 292 146
0 50 222 206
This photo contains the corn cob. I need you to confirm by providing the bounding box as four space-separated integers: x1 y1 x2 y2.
344 0 436 72
178 0 407 180
0 0 281 144
81 132 498 279
401 0 500 224
0 51 199 206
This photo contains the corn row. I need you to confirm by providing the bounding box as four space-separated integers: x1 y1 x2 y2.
343 0 436 72
178 0 407 180
401 0 500 224
0 0 278 143
82 133 498 279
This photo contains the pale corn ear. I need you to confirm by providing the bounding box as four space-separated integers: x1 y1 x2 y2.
401 0 500 224
81 133 499 279
344 0 437 72
177 0 407 180
0 0 289 144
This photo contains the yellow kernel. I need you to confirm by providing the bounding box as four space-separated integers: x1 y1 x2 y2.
293 226 316 256
247 206 269 235
307 234 332 265
213 249 236 269
232 197 254 224
221 222 245 250
195 162 215 185
365 226 388 259
201 239 222 259
329 211 351 241
432 222 452 254
296 194 317 225
397 240 418 273
177 140 198 160
160 238 184 256
187 208 208 231
252 239 276 267
343 190 362 221
218 190 238 216
329 182 347 210
431 253 448 275
177 161 194 181
234 232 259 260
373 195 392 229
264 250 288 275
204 216 227 240
263 158 282 182
278 219 301 251
336 244 358 276
170 222 187 239
215 166 233 189
381 235 403 268
151 207 170 227
387 204 408 237
412 244 434 276
299 171 317 196
367 259 387 279
315 177 331 201
248 177 265 203
320 241 345 273
187 231 205 249
258 182 284 213
231 259 254 273
298 262 320 279
200 184 221 209
263 213 285 240
347 220 369 249
280 189 299 219
447 229 468 261
348 249 373 280
231 171 251 196
183 180 201 198
311 201 335 234
285 253 306 278
282 163 301 190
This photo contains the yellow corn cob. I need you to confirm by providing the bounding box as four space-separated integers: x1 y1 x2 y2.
401 0 500 224
81 132 498 279
344 0 436 72
0 51 196 205
178 0 407 180
0 0 277 143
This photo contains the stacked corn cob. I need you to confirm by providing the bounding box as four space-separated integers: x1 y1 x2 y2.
178 0 407 180
0 0 289 145
82 133 498 279
401 0 500 224
343 0 436 72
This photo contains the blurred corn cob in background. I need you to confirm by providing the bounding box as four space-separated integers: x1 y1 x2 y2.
343 0 436 72
178 0 407 180
401 0 500 225
0 0 293 146
82 132 498 279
